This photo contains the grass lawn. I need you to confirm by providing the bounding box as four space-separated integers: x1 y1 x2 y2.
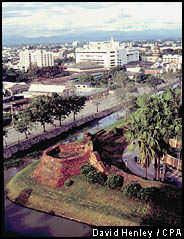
5 160 181 226
103 118 126 131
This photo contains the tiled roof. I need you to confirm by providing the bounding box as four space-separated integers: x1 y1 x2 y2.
69 61 103 69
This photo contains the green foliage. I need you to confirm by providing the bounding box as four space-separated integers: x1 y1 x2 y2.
64 179 74 186
30 95 54 132
14 108 34 138
33 66 69 78
3 113 12 127
134 73 148 83
138 187 162 202
4 159 24 169
51 93 71 126
68 95 86 121
86 171 107 185
123 183 142 198
11 94 87 134
125 87 182 179
80 163 96 176
136 93 150 108
79 74 94 82
105 174 124 189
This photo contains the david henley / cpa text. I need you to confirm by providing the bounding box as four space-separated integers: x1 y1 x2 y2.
93 228 182 237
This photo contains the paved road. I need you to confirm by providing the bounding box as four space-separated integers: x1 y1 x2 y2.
4 94 118 147
4 77 181 148
122 145 182 188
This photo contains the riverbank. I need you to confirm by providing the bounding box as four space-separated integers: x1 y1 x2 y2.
6 159 181 227
4 105 122 160
4 78 181 160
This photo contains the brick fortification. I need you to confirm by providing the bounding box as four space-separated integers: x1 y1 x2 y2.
32 132 106 187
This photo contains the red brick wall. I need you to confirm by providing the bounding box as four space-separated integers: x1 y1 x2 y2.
32 133 105 187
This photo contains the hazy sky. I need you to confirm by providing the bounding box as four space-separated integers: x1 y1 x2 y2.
2 2 182 38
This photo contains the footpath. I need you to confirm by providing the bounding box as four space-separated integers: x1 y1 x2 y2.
3 78 181 159
122 145 182 188
3 100 120 159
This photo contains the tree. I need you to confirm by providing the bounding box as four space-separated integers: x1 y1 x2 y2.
79 74 94 84
14 108 34 139
101 71 111 88
145 75 165 90
34 66 69 78
115 73 137 114
114 71 129 89
29 95 54 132
51 93 71 126
126 112 155 179
159 87 182 181
125 87 182 181
68 96 86 121
134 73 149 84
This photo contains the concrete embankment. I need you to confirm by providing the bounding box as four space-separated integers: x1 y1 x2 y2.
3 105 121 159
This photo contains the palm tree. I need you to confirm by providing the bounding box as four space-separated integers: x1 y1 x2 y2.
125 88 181 181
126 113 154 179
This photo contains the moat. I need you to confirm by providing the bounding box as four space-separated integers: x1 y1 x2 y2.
4 110 125 237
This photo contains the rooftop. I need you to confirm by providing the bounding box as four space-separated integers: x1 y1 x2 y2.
28 84 66 93
68 61 104 70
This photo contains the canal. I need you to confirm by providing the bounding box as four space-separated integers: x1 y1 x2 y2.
4 110 125 237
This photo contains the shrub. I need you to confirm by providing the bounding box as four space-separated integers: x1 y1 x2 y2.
138 187 161 202
64 179 74 187
105 174 124 189
86 171 107 185
123 183 142 198
15 188 33 205
80 163 96 176
4 159 24 169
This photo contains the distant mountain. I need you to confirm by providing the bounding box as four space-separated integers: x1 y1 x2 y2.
3 28 182 46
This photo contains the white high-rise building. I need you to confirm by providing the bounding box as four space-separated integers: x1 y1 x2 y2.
19 49 54 72
75 37 139 69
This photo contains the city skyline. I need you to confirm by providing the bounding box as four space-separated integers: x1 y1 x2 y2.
3 2 182 39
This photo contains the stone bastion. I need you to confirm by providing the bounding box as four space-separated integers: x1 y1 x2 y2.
32 132 106 187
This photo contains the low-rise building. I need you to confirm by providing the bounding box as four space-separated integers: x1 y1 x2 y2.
141 55 161 62
144 67 164 76
66 61 105 73
3 82 29 96
28 83 67 97
28 80 107 99
125 60 154 72
126 65 142 73
163 54 182 64
165 62 182 73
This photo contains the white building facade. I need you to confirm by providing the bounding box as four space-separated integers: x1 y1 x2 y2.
162 54 182 64
75 38 139 69
19 49 54 71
